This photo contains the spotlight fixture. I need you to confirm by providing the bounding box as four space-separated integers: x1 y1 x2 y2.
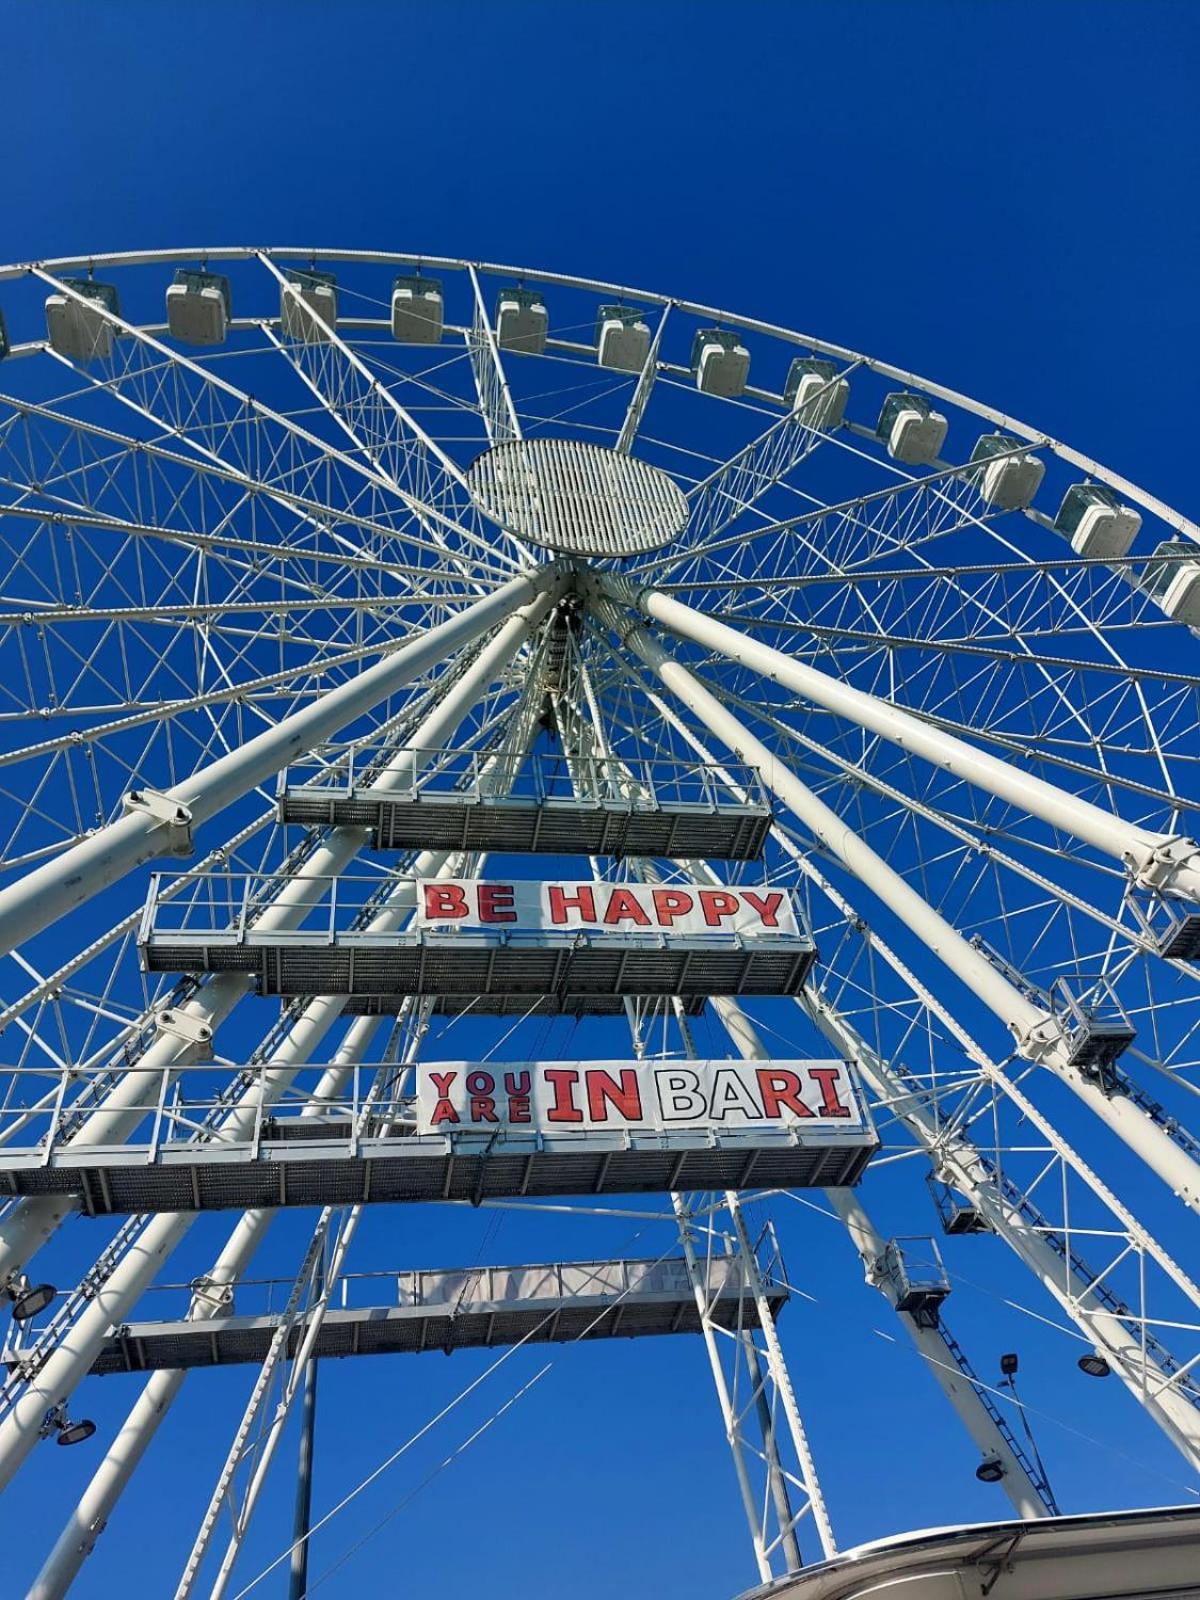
56 1418 97 1447
10 1281 55 1322
975 1455 1006 1483
1078 1352 1112 1379
1000 1352 1019 1378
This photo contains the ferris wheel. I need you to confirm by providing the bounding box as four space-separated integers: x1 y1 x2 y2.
0 246 1198 1597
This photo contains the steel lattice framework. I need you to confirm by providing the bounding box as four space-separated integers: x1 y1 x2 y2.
0 247 1198 1597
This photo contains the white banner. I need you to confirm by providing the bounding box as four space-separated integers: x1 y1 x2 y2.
415 878 800 939
416 1058 865 1135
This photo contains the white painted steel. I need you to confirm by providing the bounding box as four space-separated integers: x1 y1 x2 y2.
0 567 560 960
595 573 1200 901
586 587 1200 1216
467 440 687 557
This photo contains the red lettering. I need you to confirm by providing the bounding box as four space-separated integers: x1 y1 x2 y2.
479 884 517 923
756 1068 814 1120
424 883 468 921
651 888 694 926
742 890 785 929
585 1068 643 1123
466 1071 495 1096
428 1070 459 1126
470 1096 498 1123
543 1067 583 1122
504 1070 532 1124
603 887 651 927
809 1065 852 1118
699 889 739 927
547 885 596 925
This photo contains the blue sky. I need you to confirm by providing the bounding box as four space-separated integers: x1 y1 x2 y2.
2 2 1200 1596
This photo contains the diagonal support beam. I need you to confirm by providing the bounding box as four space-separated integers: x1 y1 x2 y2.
581 581 1200 1217
0 564 564 957
593 571 1200 903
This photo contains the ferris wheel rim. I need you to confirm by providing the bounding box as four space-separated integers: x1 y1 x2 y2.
0 241 1190 544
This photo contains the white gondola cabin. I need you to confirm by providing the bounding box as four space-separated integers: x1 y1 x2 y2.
691 329 750 397
970 432 1046 510
785 357 849 430
165 270 231 346
1054 482 1141 560
596 305 650 373
495 287 548 354
44 279 119 362
876 391 948 465
1141 541 1200 628
391 274 444 344
281 268 337 342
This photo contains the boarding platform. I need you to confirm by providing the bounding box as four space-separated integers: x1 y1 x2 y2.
80 1254 788 1375
138 874 818 1013
0 1061 875 1214
276 749 772 860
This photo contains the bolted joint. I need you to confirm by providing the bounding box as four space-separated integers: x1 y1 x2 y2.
1011 1012 1066 1067
1124 833 1200 899
189 1274 235 1319
122 788 193 857
154 1008 213 1049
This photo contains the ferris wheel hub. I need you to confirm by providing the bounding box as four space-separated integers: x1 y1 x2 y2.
467 437 687 557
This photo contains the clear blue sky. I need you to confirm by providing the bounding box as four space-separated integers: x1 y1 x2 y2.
2 3 1199 1596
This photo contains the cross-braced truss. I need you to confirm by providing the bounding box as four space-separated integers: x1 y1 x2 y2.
0 248 1197 1598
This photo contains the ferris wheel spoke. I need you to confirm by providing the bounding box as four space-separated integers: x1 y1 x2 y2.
643 435 1010 584
31 269 513 586
0 392 514 589
615 303 671 455
257 319 523 584
465 264 522 447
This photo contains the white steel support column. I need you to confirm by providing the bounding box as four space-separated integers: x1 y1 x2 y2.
583 588 1200 1215
825 1188 1049 1519
0 636 555 1497
0 584 560 1284
0 564 561 957
593 573 1200 902
707 982 1049 1519
800 985 1200 1471
20 716 545 1572
672 1194 773 1585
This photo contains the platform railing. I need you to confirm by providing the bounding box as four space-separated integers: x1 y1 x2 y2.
278 745 772 814
0 1060 413 1164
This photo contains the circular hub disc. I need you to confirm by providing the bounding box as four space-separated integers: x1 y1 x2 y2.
467 438 688 557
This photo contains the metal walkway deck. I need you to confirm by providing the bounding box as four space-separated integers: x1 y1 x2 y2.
81 1256 788 1375
278 750 772 860
140 930 817 1010
0 1120 874 1214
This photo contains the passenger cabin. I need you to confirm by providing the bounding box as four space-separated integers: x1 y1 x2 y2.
281 269 337 342
391 274 444 344
495 287 548 354
691 329 750 397
165 270 231 346
1054 482 1142 560
876 391 948 464
785 357 849 430
1141 541 1200 629
596 305 651 373
970 432 1046 510
44 279 120 362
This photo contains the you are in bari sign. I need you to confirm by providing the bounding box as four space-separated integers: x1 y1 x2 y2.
416 878 801 939
416 1057 868 1135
